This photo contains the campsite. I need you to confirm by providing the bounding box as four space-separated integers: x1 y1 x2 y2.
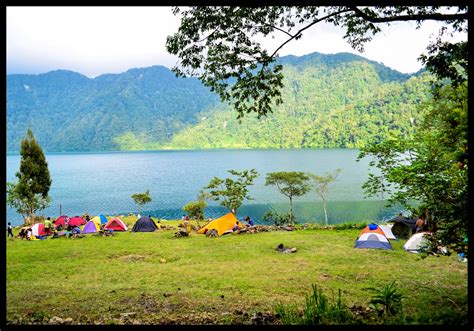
6 215 468 325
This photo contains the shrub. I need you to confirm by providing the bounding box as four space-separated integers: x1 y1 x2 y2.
275 284 352 325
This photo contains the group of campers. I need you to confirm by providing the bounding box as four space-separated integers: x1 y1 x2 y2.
11 216 114 241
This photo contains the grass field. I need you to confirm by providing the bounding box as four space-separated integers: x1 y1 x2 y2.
6 219 468 325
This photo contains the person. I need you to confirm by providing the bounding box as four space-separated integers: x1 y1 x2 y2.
18 228 26 240
415 216 425 233
7 222 14 238
44 217 52 235
244 216 254 227
66 225 72 238
232 221 239 232
26 228 32 240
181 215 186 221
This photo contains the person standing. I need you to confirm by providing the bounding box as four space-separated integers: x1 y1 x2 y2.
415 216 425 233
7 222 14 238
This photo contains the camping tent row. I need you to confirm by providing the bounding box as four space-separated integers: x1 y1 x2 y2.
81 218 128 234
354 223 430 253
54 214 108 229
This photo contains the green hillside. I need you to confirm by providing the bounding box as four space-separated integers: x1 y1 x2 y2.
165 61 433 149
6 52 432 152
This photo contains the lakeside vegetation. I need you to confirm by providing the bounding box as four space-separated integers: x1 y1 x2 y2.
6 220 468 325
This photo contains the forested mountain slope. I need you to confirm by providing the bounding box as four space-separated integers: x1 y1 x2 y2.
7 52 431 152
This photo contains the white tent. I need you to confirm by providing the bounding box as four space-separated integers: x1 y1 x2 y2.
404 232 430 253
379 224 396 240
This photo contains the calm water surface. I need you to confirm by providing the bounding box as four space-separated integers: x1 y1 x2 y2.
6 149 400 226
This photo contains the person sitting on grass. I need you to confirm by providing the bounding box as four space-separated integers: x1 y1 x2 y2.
244 216 255 227
17 228 26 240
232 221 239 232
66 225 73 239
26 228 32 240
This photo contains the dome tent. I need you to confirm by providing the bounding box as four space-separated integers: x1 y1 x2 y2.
54 215 69 229
68 216 86 227
354 223 392 250
404 232 431 253
104 218 128 231
131 216 158 232
82 220 100 234
92 214 108 226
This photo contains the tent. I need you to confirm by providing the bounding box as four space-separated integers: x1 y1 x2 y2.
54 215 69 229
404 232 431 253
92 215 108 226
31 223 47 237
68 216 86 227
387 215 417 238
104 218 128 231
197 212 243 236
131 216 158 232
379 224 397 240
81 220 100 234
354 224 392 250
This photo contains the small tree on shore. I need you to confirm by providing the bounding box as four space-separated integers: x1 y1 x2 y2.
7 128 52 225
265 172 310 224
204 169 259 213
308 169 341 226
183 190 208 227
131 189 152 215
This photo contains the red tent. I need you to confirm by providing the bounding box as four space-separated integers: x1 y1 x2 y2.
54 215 69 229
68 216 86 227
31 223 47 237
104 218 128 231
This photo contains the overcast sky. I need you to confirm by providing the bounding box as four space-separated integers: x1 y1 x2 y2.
7 6 467 78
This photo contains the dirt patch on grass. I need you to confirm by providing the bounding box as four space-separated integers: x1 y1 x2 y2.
116 254 150 262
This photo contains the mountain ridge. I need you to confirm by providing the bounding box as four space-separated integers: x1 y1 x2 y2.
7 51 431 152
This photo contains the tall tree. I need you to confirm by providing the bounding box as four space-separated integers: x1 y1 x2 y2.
166 6 467 118
358 81 467 252
7 128 52 224
265 172 310 224
308 169 341 225
204 169 259 213
131 189 152 215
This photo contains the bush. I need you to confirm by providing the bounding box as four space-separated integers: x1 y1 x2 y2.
275 284 352 325
262 209 295 226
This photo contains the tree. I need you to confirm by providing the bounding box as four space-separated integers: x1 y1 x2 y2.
131 189 152 215
167 6 467 118
7 128 52 225
183 190 208 227
308 169 341 225
204 169 259 213
265 172 310 224
358 80 467 252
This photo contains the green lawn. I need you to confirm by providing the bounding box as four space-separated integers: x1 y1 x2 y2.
6 222 468 325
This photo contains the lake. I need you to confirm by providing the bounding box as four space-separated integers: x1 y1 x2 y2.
6 149 402 226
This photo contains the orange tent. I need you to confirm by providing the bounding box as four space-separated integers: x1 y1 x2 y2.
197 212 243 236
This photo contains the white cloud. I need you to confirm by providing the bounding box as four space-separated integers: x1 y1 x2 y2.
7 6 467 77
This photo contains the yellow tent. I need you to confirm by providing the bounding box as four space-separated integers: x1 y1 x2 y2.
197 212 243 236
91 216 102 227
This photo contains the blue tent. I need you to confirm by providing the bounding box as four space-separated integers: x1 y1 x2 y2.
99 214 108 224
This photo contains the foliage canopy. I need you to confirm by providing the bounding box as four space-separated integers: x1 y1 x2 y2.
167 6 467 118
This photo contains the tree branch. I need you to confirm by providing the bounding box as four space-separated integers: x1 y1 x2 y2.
269 8 354 59
350 7 468 23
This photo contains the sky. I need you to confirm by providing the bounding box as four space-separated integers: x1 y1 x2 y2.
6 6 467 78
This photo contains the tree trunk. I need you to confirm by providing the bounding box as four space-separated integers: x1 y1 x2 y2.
289 196 294 224
323 200 328 226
